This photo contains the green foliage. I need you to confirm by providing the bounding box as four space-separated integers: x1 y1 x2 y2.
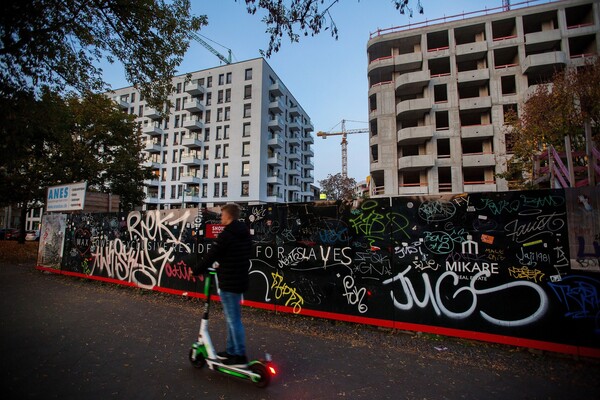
319 173 357 201
0 90 151 212
0 0 206 110
239 0 422 57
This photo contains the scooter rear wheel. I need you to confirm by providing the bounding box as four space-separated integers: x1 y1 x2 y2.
189 348 206 368
249 363 270 388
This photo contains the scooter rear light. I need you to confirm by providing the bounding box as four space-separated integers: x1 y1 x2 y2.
268 366 277 376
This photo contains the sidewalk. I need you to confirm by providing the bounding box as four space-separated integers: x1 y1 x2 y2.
1 262 599 400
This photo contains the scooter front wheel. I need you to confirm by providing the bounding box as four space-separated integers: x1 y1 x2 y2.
249 363 270 388
189 348 206 369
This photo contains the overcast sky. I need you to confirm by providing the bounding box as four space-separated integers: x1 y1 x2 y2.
103 0 547 185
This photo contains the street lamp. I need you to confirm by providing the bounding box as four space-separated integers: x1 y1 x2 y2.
182 187 192 209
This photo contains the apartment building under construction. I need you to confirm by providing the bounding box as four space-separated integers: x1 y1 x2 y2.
366 0 599 196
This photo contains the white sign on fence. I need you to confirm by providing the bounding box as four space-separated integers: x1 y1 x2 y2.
46 182 87 212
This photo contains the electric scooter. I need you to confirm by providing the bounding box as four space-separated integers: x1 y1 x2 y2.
188 268 276 388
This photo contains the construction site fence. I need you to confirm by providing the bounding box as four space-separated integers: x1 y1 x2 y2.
36 187 600 357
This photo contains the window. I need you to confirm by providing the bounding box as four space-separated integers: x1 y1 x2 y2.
434 84 448 103
223 143 229 158
206 92 212 106
243 103 251 118
218 74 224 85
215 144 221 159
131 92 136 102
214 164 221 178
205 110 211 123
437 138 451 158
241 181 249 196
222 163 229 178
243 123 251 137
202 165 209 179
172 167 177 180
245 68 252 80
207 76 212 88
202 183 208 197
138 105 143 117
244 85 252 99
501 75 516 95
224 107 230 121
217 90 224 104
242 161 250 176
204 128 210 142
214 182 220 197
226 72 232 84
174 116 180 128
242 142 250 156
216 126 222 140
223 125 230 139
170 185 176 199
176 82 182 93
222 182 228 197
217 108 223 121
225 89 231 103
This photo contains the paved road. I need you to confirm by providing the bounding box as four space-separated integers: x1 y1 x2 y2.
1 262 599 400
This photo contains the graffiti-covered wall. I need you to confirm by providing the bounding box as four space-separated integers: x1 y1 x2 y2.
38 188 600 356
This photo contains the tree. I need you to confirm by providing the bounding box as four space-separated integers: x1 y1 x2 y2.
319 173 357 201
0 89 151 241
0 0 206 111
240 0 423 57
499 57 600 187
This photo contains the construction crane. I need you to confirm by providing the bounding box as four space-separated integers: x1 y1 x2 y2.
190 32 232 65
317 119 369 178
503 0 511 11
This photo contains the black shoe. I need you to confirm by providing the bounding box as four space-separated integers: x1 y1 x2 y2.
216 351 232 360
222 355 248 367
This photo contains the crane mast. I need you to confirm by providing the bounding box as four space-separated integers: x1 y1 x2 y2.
317 119 369 178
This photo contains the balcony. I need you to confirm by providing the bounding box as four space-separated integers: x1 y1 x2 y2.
144 107 161 120
145 194 160 204
398 184 430 195
368 55 394 76
289 121 301 132
289 106 300 117
463 181 497 192
522 51 567 74
180 154 202 166
461 124 494 139
397 125 434 145
142 160 160 169
289 151 301 161
186 82 206 96
302 147 314 157
456 41 488 58
394 52 423 73
267 173 283 185
182 135 202 148
184 99 205 113
305 121 314 132
183 119 204 131
269 82 283 96
142 125 164 136
266 193 284 202
459 96 491 111
288 135 300 146
267 153 284 165
457 69 489 85
144 140 161 153
180 174 201 184
304 133 314 144
116 99 129 110
288 165 302 176
397 154 435 170
395 70 430 95
269 98 285 114
302 159 314 169
143 179 160 187
525 29 561 47
462 153 496 167
396 97 432 118
268 134 284 148
268 116 285 131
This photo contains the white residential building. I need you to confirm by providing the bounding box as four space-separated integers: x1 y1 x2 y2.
366 0 599 196
110 58 314 209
